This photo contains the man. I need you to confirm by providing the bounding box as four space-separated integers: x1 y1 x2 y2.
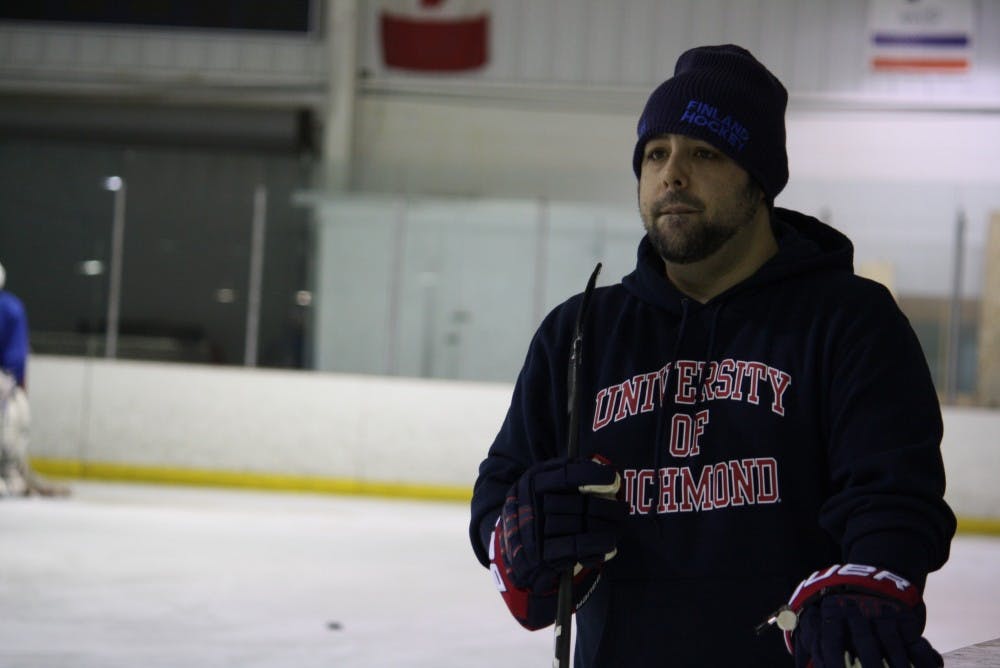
469 45 955 667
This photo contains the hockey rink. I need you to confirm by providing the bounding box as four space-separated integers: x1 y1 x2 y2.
0 481 998 667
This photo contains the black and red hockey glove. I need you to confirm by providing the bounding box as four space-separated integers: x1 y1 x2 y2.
769 564 942 668
489 457 625 630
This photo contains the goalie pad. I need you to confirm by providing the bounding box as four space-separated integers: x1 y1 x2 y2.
0 375 30 462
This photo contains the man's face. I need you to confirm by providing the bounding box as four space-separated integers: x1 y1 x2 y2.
638 134 762 264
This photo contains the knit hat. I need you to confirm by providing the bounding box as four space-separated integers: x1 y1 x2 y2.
632 44 788 203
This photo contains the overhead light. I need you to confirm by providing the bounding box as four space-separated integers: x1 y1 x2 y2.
79 260 105 276
295 290 313 306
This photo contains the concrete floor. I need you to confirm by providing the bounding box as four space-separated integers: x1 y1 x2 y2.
0 481 997 667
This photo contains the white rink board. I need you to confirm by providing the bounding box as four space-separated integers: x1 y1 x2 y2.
26 355 1000 520
28 355 511 489
943 637 1000 666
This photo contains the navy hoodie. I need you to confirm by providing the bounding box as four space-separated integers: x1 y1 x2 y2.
470 208 956 667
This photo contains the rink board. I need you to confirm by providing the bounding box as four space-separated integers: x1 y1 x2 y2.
944 637 1000 666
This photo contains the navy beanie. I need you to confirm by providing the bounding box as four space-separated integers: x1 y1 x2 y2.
632 44 789 202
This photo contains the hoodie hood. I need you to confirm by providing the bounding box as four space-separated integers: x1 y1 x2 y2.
622 207 854 313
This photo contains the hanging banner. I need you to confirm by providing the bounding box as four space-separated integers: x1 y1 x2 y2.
867 0 974 73
380 0 490 72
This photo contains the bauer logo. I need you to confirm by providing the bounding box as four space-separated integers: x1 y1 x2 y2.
679 99 750 152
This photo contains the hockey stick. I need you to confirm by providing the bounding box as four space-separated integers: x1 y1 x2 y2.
553 262 602 668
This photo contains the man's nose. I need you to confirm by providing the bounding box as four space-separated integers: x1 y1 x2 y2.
660 153 689 190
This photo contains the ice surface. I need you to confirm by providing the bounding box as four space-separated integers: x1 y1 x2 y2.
0 481 996 667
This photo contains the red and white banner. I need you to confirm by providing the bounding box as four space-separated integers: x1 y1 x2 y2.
867 0 974 73
380 0 490 72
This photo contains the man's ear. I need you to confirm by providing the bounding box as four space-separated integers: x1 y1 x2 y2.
749 178 768 208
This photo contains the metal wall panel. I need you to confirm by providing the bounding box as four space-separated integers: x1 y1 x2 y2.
0 22 325 99
4 1 995 108
361 0 999 108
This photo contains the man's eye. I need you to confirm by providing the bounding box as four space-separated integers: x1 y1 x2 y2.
695 148 716 159
646 148 667 161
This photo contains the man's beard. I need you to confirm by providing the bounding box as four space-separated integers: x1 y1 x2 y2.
641 182 761 264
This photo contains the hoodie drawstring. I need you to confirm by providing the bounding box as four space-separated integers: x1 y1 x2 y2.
652 298 690 534
652 298 726 536
695 301 725 404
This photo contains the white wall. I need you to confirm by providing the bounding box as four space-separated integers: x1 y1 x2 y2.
26 355 1000 520
338 96 1000 375
352 93 1000 226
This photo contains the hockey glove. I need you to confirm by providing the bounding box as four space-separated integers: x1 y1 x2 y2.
769 564 942 668
489 457 625 629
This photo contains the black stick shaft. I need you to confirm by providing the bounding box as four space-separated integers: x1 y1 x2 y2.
553 262 602 668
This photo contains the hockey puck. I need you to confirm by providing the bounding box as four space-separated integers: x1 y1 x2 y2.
327 621 343 631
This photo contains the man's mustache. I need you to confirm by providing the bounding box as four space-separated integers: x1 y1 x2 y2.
650 194 704 215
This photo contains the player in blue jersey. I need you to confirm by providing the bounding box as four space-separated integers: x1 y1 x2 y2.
0 261 67 498
0 260 31 496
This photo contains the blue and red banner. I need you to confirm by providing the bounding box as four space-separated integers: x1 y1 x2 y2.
867 0 974 73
